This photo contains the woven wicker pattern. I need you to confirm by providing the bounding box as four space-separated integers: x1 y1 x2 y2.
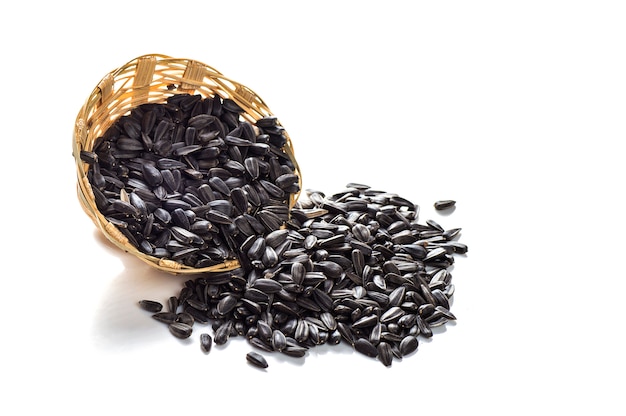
73 54 301 275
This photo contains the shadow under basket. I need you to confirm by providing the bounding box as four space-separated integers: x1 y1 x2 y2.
73 54 301 275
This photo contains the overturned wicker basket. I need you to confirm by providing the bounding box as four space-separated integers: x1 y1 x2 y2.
73 54 301 275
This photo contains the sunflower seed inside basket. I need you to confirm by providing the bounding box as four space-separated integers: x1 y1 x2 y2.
84 93 300 269
138 184 467 367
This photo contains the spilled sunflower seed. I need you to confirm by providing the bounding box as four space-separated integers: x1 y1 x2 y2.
136 183 466 366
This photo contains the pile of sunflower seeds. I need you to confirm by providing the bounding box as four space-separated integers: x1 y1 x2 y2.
139 184 467 367
80 91 467 367
81 93 299 269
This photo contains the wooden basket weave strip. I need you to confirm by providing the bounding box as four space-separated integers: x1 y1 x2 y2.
73 54 301 275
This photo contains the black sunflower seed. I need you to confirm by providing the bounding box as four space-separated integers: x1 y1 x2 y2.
138 300 163 313
216 294 238 315
399 335 419 356
169 322 193 339
251 278 283 294
271 329 287 351
377 342 393 367
205 210 234 225
434 200 456 210
214 321 233 345
176 312 194 326
80 150 98 165
246 351 269 369
200 333 213 353
354 338 378 358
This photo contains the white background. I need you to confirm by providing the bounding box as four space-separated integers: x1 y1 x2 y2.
1 1 624 415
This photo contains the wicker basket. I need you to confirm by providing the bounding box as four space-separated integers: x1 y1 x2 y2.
73 54 301 275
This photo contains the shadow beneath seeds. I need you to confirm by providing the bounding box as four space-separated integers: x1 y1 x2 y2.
265 350 307 367
435 206 456 216
419 320 456 346
266 341 355 367
89 230 190 353
434 320 456 334
247 364 269 372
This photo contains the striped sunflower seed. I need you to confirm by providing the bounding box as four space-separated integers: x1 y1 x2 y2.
246 351 269 369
